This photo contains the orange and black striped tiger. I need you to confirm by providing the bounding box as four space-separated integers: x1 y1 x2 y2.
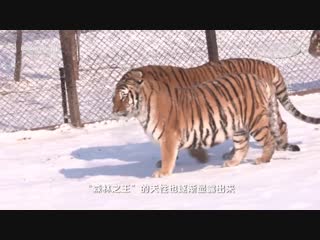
113 58 320 167
112 71 291 177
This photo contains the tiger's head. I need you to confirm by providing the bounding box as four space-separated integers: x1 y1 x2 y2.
112 70 144 117
309 30 320 57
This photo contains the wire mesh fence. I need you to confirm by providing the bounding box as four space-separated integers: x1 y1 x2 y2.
216 30 320 92
77 30 208 123
0 30 319 132
78 30 320 125
0 30 63 132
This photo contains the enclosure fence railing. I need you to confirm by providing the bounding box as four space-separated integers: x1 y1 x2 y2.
0 30 319 132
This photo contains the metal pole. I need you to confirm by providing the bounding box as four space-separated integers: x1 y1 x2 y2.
205 30 219 62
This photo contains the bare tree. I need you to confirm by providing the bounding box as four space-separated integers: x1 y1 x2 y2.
14 30 22 82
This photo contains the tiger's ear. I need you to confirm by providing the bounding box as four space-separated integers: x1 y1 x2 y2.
131 70 144 84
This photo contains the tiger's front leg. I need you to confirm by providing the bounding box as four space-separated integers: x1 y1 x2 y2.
152 135 179 178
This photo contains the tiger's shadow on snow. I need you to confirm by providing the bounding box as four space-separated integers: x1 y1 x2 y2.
60 140 301 179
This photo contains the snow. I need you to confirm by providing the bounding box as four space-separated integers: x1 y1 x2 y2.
1 93 320 210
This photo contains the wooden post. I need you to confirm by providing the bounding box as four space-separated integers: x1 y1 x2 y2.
59 30 82 128
74 30 80 80
205 30 219 62
59 67 69 124
14 30 22 82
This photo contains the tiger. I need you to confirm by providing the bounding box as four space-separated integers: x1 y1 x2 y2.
309 30 320 57
112 58 320 168
112 71 291 178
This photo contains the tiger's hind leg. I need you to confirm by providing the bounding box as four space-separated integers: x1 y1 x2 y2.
223 131 249 167
254 135 275 165
272 100 299 151
277 119 288 151
250 115 276 165
188 148 209 164
277 116 300 152
222 115 299 161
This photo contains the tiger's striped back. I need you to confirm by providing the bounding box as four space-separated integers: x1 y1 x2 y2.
132 58 320 124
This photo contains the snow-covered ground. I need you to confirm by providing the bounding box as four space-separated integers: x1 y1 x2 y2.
1 93 320 210
1 30 320 132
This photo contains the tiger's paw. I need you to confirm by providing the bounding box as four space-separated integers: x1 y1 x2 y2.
255 157 271 165
223 160 241 168
276 144 300 152
152 169 172 178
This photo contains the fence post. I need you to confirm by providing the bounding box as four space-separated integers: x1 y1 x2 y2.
205 30 219 62
59 67 69 124
14 30 22 82
59 30 82 128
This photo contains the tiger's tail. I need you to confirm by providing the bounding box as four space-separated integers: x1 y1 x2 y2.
274 73 320 124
